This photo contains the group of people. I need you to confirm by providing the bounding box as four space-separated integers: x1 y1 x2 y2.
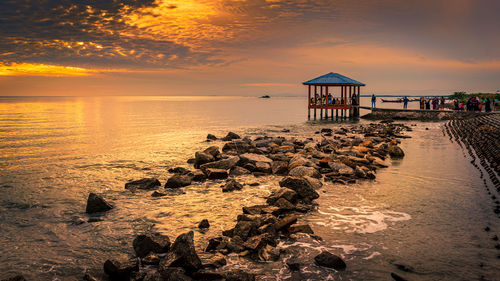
453 97 497 112
419 96 445 110
310 93 359 106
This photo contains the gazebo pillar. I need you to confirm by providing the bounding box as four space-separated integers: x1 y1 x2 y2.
308 85 311 119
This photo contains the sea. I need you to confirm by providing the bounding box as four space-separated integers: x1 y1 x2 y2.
0 96 498 280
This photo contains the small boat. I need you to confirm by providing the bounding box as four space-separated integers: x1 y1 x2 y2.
381 98 403 103
260 95 270 98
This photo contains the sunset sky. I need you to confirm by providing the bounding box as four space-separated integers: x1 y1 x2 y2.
1 0 499 96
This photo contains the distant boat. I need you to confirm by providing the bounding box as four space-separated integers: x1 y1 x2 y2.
260 95 270 98
381 98 419 103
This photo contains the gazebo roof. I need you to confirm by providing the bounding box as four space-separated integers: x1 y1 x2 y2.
303 72 365 86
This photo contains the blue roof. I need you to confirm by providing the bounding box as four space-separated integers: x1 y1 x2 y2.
303 72 365 86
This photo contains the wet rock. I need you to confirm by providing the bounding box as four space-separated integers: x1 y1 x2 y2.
355 166 366 178
279 177 319 201
222 141 253 154
159 231 202 273
142 252 161 265
388 145 405 159
188 170 206 182
151 190 168 197
267 188 298 205
229 166 251 176
233 220 258 240
205 168 228 180
303 176 322 189
243 233 272 251
200 156 239 171
168 167 191 175
271 161 289 175
103 258 139 280
198 252 227 269
222 179 243 192
254 161 272 173
273 197 295 211
125 178 161 190
258 244 280 262
205 236 226 252
288 166 321 179
85 193 113 214
194 151 215 168
165 175 192 189
239 153 273 165
1 276 26 281
198 219 210 229
133 233 171 258
206 134 217 141
314 251 346 271
288 224 314 234
328 161 350 172
273 214 297 231
222 132 241 141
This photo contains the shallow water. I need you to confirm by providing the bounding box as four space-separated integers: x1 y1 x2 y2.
0 96 498 280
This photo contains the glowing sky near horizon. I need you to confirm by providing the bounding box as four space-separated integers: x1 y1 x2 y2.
0 0 499 96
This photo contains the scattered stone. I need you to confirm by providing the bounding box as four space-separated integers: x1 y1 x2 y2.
200 156 240 170
165 175 192 189
222 132 241 141
103 258 139 280
388 145 405 159
205 168 229 180
194 151 215 168
314 251 346 271
133 233 171 258
125 178 161 190
206 134 217 141
188 170 207 182
239 153 273 165
85 193 113 214
223 179 243 192
198 219 210 229
159 231 202 273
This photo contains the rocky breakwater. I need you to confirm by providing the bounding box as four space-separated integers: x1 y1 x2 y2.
78 125 411 281
362 108 494 121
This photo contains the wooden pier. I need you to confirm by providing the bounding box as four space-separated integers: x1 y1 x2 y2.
303 72 365 120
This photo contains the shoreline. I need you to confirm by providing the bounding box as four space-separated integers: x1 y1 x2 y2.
76 122 413 281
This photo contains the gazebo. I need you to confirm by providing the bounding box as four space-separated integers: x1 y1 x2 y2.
303 72 365 119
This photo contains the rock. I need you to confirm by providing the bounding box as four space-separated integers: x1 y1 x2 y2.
198 252 227 268
279 177 319 201
125 178 161 190
203 146 221 158
355 166 366 178
266 188 298 205
273 197 295 211
151 191 168 197
205 168 228 180
103 258 139 280
288 224 314 234
188 170 207 182
198 219 210 229
1 276 26 281
133 233 171 258
321 128 333 134
243 233 271 251
254 161 272 173
239 153 273 165
229 166 251 176
273 214 297 231
339 167 355 176
85 193 113 214
200 156 239 170
159 231 202 273
314 251 346 271
271 161 289 175
373 157 389 168
286 259 302 271
222 132 241 141
222 141 252 154
388 145 405 159
165 175 192 189
206 134 217 141
258 244 280 262
303 176 323 189
233 220 258 240
328 161 350 172
222 179 243 192
194 151 215 168
288 166 321 179
168 167 191 175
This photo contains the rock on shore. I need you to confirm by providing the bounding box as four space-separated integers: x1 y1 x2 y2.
85 193 113 214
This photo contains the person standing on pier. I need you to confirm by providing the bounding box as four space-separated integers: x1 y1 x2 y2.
371 94 376 108
485 98 492 112
440 96 445 109
403 96 409 109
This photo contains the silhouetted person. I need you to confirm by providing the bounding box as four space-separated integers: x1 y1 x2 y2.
403 96 409 109
371 94 376 108
485 98 491 112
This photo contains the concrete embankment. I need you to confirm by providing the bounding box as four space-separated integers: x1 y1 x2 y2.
361 107 497 121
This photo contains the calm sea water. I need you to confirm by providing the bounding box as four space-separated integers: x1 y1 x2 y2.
0 96 498 280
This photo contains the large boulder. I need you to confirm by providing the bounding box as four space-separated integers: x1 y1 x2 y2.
200 156 239 170
103 258 139 280
159 231 202 273
279 177 319 201
389 145 405 159
314 251 346 271
288 166 321 178
222 179 243 192
165 175 192 189
125 178 161 190
133 233 171 258
266 188 298 205
85 193 113 214
271 161 289 175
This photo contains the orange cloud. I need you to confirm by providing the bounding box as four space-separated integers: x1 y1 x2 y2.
0 63 130 77
243 83 296 87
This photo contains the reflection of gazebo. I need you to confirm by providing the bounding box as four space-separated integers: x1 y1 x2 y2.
303 72 365 119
